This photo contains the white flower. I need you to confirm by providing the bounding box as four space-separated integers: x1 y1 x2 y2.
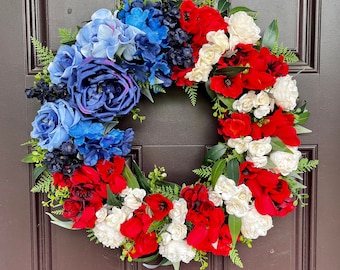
225 184 252 217
225 11 261 49
206 30 230 52
270 75 299 111
270 147 302 176
199 43 224 66
255 91 271 107
241 206 273 239
247 137 272 157
227 136 252 154
159 240 196 264
233 91 257 113
95 206 108 223
160 232 172 245
254 105 271 119
185 62 212 82
169 198 188 224
246 154 268 168
214 175 237 201
121 187 146 210
167 223 188 240
105 207 128 230
208 189 223 207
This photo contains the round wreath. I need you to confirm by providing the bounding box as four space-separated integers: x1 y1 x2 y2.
23 0 318 269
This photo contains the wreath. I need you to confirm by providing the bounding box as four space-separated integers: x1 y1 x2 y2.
23 0 318 269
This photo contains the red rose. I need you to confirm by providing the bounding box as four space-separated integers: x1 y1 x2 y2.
218 112 252 139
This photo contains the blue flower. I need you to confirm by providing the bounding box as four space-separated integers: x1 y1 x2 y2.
69 120 104 145
31 99 81 151
48 45 83 85
68 57 141 122
135 34 161 63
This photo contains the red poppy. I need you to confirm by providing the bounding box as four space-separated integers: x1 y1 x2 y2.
144 194 173 220
52 172 71 188
210 73 243 98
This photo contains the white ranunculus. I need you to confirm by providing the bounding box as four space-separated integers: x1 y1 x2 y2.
206 30 230 51
199 43 224 66
241 206 273 239
233 91 257 113
169 198 188 224
270 147 302 176
248 137 272 157
227 136 252 154
208 189 223 207
214 175 238 201
254 105 271 119
105 207 127 230
95 206 108 223
161 232 172 245
225 184 252 217
270 75 299 111
159 240 196 264
225 11 261 49
246 154 268 168
122 188 146 210
167 222 188 240
255 91 271 106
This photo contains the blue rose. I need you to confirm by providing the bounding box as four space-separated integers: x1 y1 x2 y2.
31 99 81 151
48 45 83 85
68 57 141 122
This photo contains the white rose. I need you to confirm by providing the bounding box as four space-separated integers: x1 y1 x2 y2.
225 11 261 49
270 75 299 111
169 198 188 224
208 189 223 207
161 232 172 245
214 175 237 201
247 137 272 157
167 223 188 240
227 136 252 154
206 30 230 51
122 188 146 210
105 207 127 230
254 105 271 119
270 147 302 176
225 184 252 217
199 43 224 66
255 91 271 107
233 91 257 113
185 63 212 82
246 154 268 168
95 206 108 223
159 240 196 264
241 206 273 239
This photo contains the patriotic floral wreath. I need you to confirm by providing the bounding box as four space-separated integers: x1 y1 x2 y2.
23 0 318 269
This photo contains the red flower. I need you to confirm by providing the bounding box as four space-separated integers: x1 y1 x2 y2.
171 66 195 87
258 47 289 78
52 172 71 188
144 194 173 221
181 183 210 210
211 224 232 256
96 157 127 194
130 232 158 259
120 216 143 239
218 112 252 139
210 74 243 98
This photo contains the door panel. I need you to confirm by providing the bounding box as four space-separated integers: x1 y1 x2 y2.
1 0 339 269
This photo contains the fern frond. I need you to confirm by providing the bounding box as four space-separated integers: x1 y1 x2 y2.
30 37 55 67
51 208 64 216
153 184 180 201
271 42 299 63
192 165 212 178
296 158 319 173
87 229 99 243
229 248 244 268
31 172 54 193
58 28 77 45
184 84 199 106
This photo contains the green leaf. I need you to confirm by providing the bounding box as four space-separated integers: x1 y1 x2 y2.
229 6 256 15
33 165 48 180
122 164 139 189
217 0 231 14
262 19 279 49
204 143 227 164
103 121 119 135
226 158 240 183
143 258 173 269
45 212 77 230
228 214 242 248
106 185 121 207
205 80 216 100
270 137 293 153
132 160 151 192
214 66 248 77
21 153 36 163
217 94 234 110
184 84 198 106
295 111 310 125
294 124 312 134
134 252 160 263
141 87 154 103
211 159 227 188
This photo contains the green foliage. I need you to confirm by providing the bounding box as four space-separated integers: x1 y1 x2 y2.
194 250 209 270
87 229 99 243
30 37 55 67
151 182 181 201
262 19 279 50
138 81 166 103
296 158 319 174
184 83 198 106
192 165 212 179
131 107 146 123
212 97 228 118
271 42 299 63
51 208 64 216
58 28 77 45
229 248 244 268
239 235 253 248
31 171 53 193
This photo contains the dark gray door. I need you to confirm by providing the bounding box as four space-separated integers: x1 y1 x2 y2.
1 0 339 269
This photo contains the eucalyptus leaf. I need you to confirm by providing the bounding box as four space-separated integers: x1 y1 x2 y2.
211 159 227 188
295 111 310 125
262 19 279 49
204 143 227 164
228 214 242 248
294 124 312 134
226 158 240 183
45 212 76 230
141 87 154 103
